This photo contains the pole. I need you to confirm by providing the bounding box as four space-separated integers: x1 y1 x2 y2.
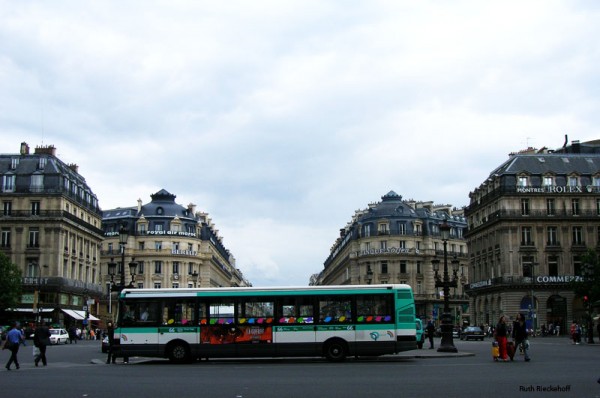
120 241 126 288
438 237 458 353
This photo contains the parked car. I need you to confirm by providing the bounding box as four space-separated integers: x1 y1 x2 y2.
452 327 461 338
460 326 485 341
415 319 425 349
49 328 69 344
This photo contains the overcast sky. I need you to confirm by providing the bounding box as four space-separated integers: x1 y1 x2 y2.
1 1 599 287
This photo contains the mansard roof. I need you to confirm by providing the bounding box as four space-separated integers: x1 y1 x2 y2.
357 190 418 221
491 153 600 177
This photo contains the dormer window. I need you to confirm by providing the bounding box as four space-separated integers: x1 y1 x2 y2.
10 158 19 169
568 176 579 187
156 207 164 215
30 174 44 192
38 157 46 169
377 222 389 235
518 176 528 187
2 175 15 192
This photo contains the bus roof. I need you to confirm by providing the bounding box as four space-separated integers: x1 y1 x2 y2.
119 284 413 299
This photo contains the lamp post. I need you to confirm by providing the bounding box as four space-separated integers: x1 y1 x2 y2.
191 271 199 288
107 226 138 312
32 261 42 327
582 263 595 344
432 220 459 353
529 262 539 335
365 264 373 285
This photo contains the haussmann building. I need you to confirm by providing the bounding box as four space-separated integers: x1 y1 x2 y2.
0 142 103 328
100 189 250 321
464 138 600 333
313 191 470 326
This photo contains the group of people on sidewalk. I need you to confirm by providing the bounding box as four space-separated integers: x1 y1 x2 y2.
494 314 531 362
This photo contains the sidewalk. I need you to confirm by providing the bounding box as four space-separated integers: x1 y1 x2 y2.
396 348 475 359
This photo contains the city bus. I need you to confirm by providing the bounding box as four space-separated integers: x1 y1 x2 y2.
112 284 417 362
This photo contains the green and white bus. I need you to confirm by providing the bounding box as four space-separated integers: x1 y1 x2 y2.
113 284 417 362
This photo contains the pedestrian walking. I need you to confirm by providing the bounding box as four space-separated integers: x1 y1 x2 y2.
3 321 24 370
570 321 581 344
68 326 77 343
105 321 129 364
495 315 509 362
33 321 51 367
426 320 435 349
512 314 531 362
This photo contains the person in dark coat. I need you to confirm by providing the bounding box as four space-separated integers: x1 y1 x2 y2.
512 313 530 362
426 320 436 349
33 321 51 366
106 321 129 364
106 321 117 364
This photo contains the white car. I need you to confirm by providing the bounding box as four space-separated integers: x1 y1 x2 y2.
49 328 69 344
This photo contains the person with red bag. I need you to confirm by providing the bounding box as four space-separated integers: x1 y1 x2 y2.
495 315 509 362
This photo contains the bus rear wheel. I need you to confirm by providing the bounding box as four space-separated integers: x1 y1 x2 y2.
168 341 191 363
324 340 347 362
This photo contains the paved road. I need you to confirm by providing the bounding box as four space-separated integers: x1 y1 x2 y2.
1 336 598 398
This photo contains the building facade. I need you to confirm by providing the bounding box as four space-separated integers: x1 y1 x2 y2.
313 191 469 325
100 189 250 318
464 139 600 333
0 142 104 327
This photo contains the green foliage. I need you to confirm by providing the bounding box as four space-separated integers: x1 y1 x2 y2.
0 252 22 311
571 249 600 306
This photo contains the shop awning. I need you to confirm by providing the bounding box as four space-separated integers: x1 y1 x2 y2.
61 309 100 321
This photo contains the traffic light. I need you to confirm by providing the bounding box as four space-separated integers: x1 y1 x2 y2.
583 296 589 309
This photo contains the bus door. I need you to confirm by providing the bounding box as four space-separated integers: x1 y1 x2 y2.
235 298 276 357
158 299 199 356
199 300 237 358
120 301 161 357
273 298 318 356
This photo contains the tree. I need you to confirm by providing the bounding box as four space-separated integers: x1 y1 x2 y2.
571 249 600 343
0 252 22 312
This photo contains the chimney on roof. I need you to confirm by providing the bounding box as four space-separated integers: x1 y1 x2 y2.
137 199 143 213
188 203 196 214
68 164 79 173
20 142 30 155
34 145 57 156
571 140 581 153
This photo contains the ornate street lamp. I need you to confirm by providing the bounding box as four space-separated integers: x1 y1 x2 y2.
433 220 459 353
107 225 138 294
191 271 199 288
582 263 595 344
365 265 373 285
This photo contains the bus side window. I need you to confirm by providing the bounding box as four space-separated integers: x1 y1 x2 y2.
237 299 274 324
198 302 207 325
163 299 196 326
137 302 159 325
356 295 393 323
319 297 352 323
209 301 234 325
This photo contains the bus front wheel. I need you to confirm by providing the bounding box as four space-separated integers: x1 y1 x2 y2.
168 341 191 363
324 339 347 362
